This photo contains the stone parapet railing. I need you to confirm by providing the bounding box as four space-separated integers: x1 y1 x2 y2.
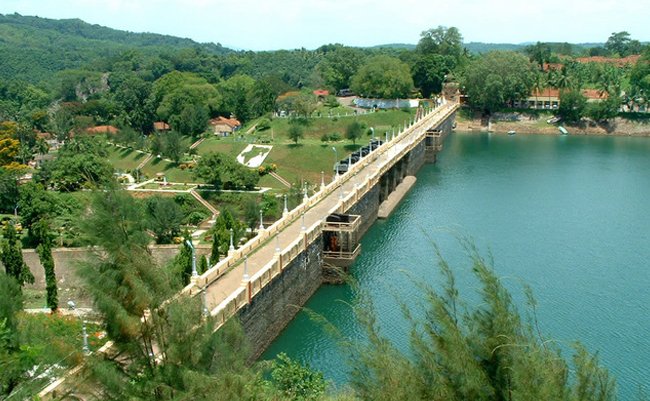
36 100 459 400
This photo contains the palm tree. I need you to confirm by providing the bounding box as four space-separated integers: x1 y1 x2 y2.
554 67 574 91
33 138 49 155
596 66 621 97
532 74 545 108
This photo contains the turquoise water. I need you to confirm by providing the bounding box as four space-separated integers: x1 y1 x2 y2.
262 132 650 399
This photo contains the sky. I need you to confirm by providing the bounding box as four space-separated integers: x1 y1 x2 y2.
1 0 648 51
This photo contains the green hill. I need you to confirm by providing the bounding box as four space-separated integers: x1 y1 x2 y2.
463 42 527 54
0 13 232 82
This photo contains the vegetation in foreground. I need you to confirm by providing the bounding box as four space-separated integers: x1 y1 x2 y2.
1 187 621 400
0 13 648 400
343 242 619 401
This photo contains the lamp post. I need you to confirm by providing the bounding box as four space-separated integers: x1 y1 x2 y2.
243 256 249 281
67 301 90 355
229 228 235 252
303 185 308 202
331 147 339 179
259 210 264 231
320 171 325 190
301 213 306 231
185 240 197 278
201 287 209 317
275 235 281 253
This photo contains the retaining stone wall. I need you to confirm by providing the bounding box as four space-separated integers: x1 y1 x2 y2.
237 236 323 360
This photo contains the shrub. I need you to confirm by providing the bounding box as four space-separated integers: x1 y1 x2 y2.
186 211 208 225
257 118 271 131
324 95 340 108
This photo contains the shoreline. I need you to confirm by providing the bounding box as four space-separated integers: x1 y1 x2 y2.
455 116 650 137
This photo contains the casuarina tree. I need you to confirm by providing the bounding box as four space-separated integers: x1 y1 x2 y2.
0 224 33 289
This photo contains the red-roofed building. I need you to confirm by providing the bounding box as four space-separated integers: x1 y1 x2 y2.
537 55 641 72
313 89 329 98
86 125 119 135
209 116 241 136
542 63 564 72
575 55 641 67
154 121 171 132
581 89 609 102
516 88 609 110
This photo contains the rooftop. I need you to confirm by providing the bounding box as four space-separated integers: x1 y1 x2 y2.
209 116 241 128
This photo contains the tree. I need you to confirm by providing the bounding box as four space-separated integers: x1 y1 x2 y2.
171 104 209 137
0 121 21 168
210 233 220 264
162 130 187 163
461 51 535 113
0 272 24 397
0 167 19 214
210 208 242 259
218 74 256 123
416 26 464 67
110 73 156 134
605 31 641 57
78 189 265 400
250 79 277 118
558 89 587 124
346 121 364 144
78 189 164 343
154 71 221 129
244 198 260 230
36 238 57 312
195 153 259 190
145 195 184 244
174 231 194 286
17 181 56 242
587 96 620 122
551 66 575 91
36 138 114 192
412 54 451 98
347 245 616 401
270 353 326 401
525 42 552 71
286 92 318 117
198 254 208 274
0 224 34 288
316 45 366 91
288 123 304 144
630 49 650 104
351 56 414 99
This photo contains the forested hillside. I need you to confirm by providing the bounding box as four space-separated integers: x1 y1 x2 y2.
0 13 231 82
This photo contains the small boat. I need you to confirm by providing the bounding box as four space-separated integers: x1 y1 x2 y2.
558 126 569 135
507 130 516 136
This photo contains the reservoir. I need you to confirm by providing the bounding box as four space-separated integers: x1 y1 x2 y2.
263 132 650 399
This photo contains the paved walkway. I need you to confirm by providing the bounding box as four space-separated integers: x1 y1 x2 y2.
203 102 457 310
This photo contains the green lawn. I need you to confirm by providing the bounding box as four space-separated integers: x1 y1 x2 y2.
141 157 199 183
107 146 148 172
195 136 248 157
105 109 420 189
313 104 355 116
262 141 352 186
267 108 416 141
